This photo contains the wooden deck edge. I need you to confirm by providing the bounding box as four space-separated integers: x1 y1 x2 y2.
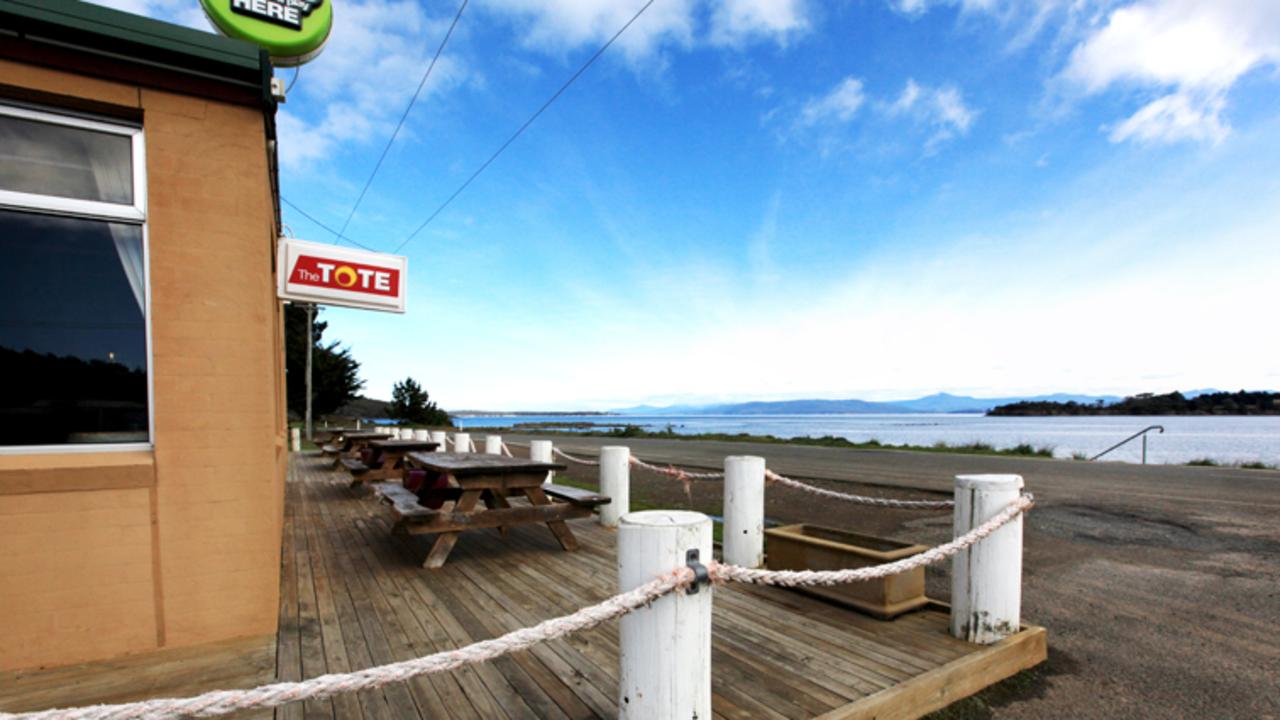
0 634 276 715
813 624 1048 720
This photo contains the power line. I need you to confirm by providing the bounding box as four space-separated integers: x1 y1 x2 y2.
393 0 657 254
337 0 469 241
281 196 376 251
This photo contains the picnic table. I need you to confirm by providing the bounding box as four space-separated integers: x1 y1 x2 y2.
373 452 609 568
340 439 440 487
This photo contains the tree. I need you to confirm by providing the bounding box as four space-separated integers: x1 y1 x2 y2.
285 304 365 418
386 377 451 426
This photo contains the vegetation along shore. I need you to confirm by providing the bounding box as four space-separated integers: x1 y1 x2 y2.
988 390 1279 416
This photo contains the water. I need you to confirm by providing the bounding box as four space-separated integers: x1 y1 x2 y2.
455 413 1280 466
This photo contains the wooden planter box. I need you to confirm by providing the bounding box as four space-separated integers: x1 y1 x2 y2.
764 524 930 619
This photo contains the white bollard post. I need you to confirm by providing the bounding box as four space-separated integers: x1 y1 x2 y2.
356 419 362 430
723 455 766 568
453 432 472 454
430 430 447 452
413 429 429 441
951 474 1024 645
599 446 631 528
530 440 554 485
484 435 503 455
290 428 301 452
618 511 712 719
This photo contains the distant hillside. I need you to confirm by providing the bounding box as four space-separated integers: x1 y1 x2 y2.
988 391 1280 416
704 399 910 414
892 392 1123 413
333 395 391 419
615 392 1121 415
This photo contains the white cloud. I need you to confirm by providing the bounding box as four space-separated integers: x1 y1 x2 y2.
86 0 472 172
1062 0 1280 144
274 0 471 170
85 0 211 29
1107 92 1228 144
798 77 866 126
884 79 977 151
709 0 810 47
480 0 813 60
479 0 698 62
887 78 923 114
891 0 1002 16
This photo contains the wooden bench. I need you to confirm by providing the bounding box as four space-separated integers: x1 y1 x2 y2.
340 457 372 477
543 484 610 509
370 453 606 568
371 481 609 532
372 482 429 519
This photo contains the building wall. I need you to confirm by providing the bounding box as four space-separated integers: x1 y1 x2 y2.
0 59 286 671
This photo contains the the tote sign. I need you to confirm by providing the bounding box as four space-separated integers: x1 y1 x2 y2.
277 238 407 313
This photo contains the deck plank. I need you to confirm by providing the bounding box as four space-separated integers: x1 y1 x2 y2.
308 479 396 720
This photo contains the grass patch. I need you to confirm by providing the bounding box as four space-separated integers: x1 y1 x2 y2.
1239 461 1277 470
531 426 1058 460
1185 458 1278 470
553 473 724 543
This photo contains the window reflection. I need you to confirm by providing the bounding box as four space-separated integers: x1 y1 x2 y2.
0 210 147 444
0 114 133 204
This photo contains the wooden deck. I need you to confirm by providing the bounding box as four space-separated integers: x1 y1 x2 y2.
1 454 1046 719
277 454 1044 719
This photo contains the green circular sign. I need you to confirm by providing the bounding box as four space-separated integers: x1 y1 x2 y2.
200 0 333 66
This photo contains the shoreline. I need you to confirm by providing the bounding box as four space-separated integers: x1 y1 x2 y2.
465 424 1280 470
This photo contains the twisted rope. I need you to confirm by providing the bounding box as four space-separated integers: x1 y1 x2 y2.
500 441 515 458
1 496 1032 720
552 447 600 466
712 493 1032 586
1 567 697 720
628 456 725 480
764 469 954 510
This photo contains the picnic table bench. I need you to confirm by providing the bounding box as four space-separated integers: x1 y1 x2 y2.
326 431 392 468
341 439 440 487
314 427 359 447
371 452 609 568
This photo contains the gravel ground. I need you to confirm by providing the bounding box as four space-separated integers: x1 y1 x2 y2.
506 435 1280 719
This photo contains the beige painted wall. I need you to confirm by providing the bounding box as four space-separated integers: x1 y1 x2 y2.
0 59 286 672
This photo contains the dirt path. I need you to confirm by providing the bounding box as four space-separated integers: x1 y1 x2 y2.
509 435 1280 719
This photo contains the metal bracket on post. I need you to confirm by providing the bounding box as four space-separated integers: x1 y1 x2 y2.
686 548 709 594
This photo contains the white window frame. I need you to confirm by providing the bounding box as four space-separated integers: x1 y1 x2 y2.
0 101 152 454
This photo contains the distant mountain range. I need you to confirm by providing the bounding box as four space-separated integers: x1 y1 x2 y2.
613 391 1137 415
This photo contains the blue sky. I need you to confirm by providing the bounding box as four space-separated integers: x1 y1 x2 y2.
100 0 1280 410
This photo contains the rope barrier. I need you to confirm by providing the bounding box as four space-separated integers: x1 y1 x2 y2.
500 441 515 458
628 456 725 480
1 495 1032 720
712 494 1032 587
764 469 954 510
1 568 697 720
552 447 599 466
548 446 946 508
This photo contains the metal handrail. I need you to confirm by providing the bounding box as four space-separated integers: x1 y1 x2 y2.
1091 425 1164 464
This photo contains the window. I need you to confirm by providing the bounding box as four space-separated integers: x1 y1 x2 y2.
0 103 149 449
